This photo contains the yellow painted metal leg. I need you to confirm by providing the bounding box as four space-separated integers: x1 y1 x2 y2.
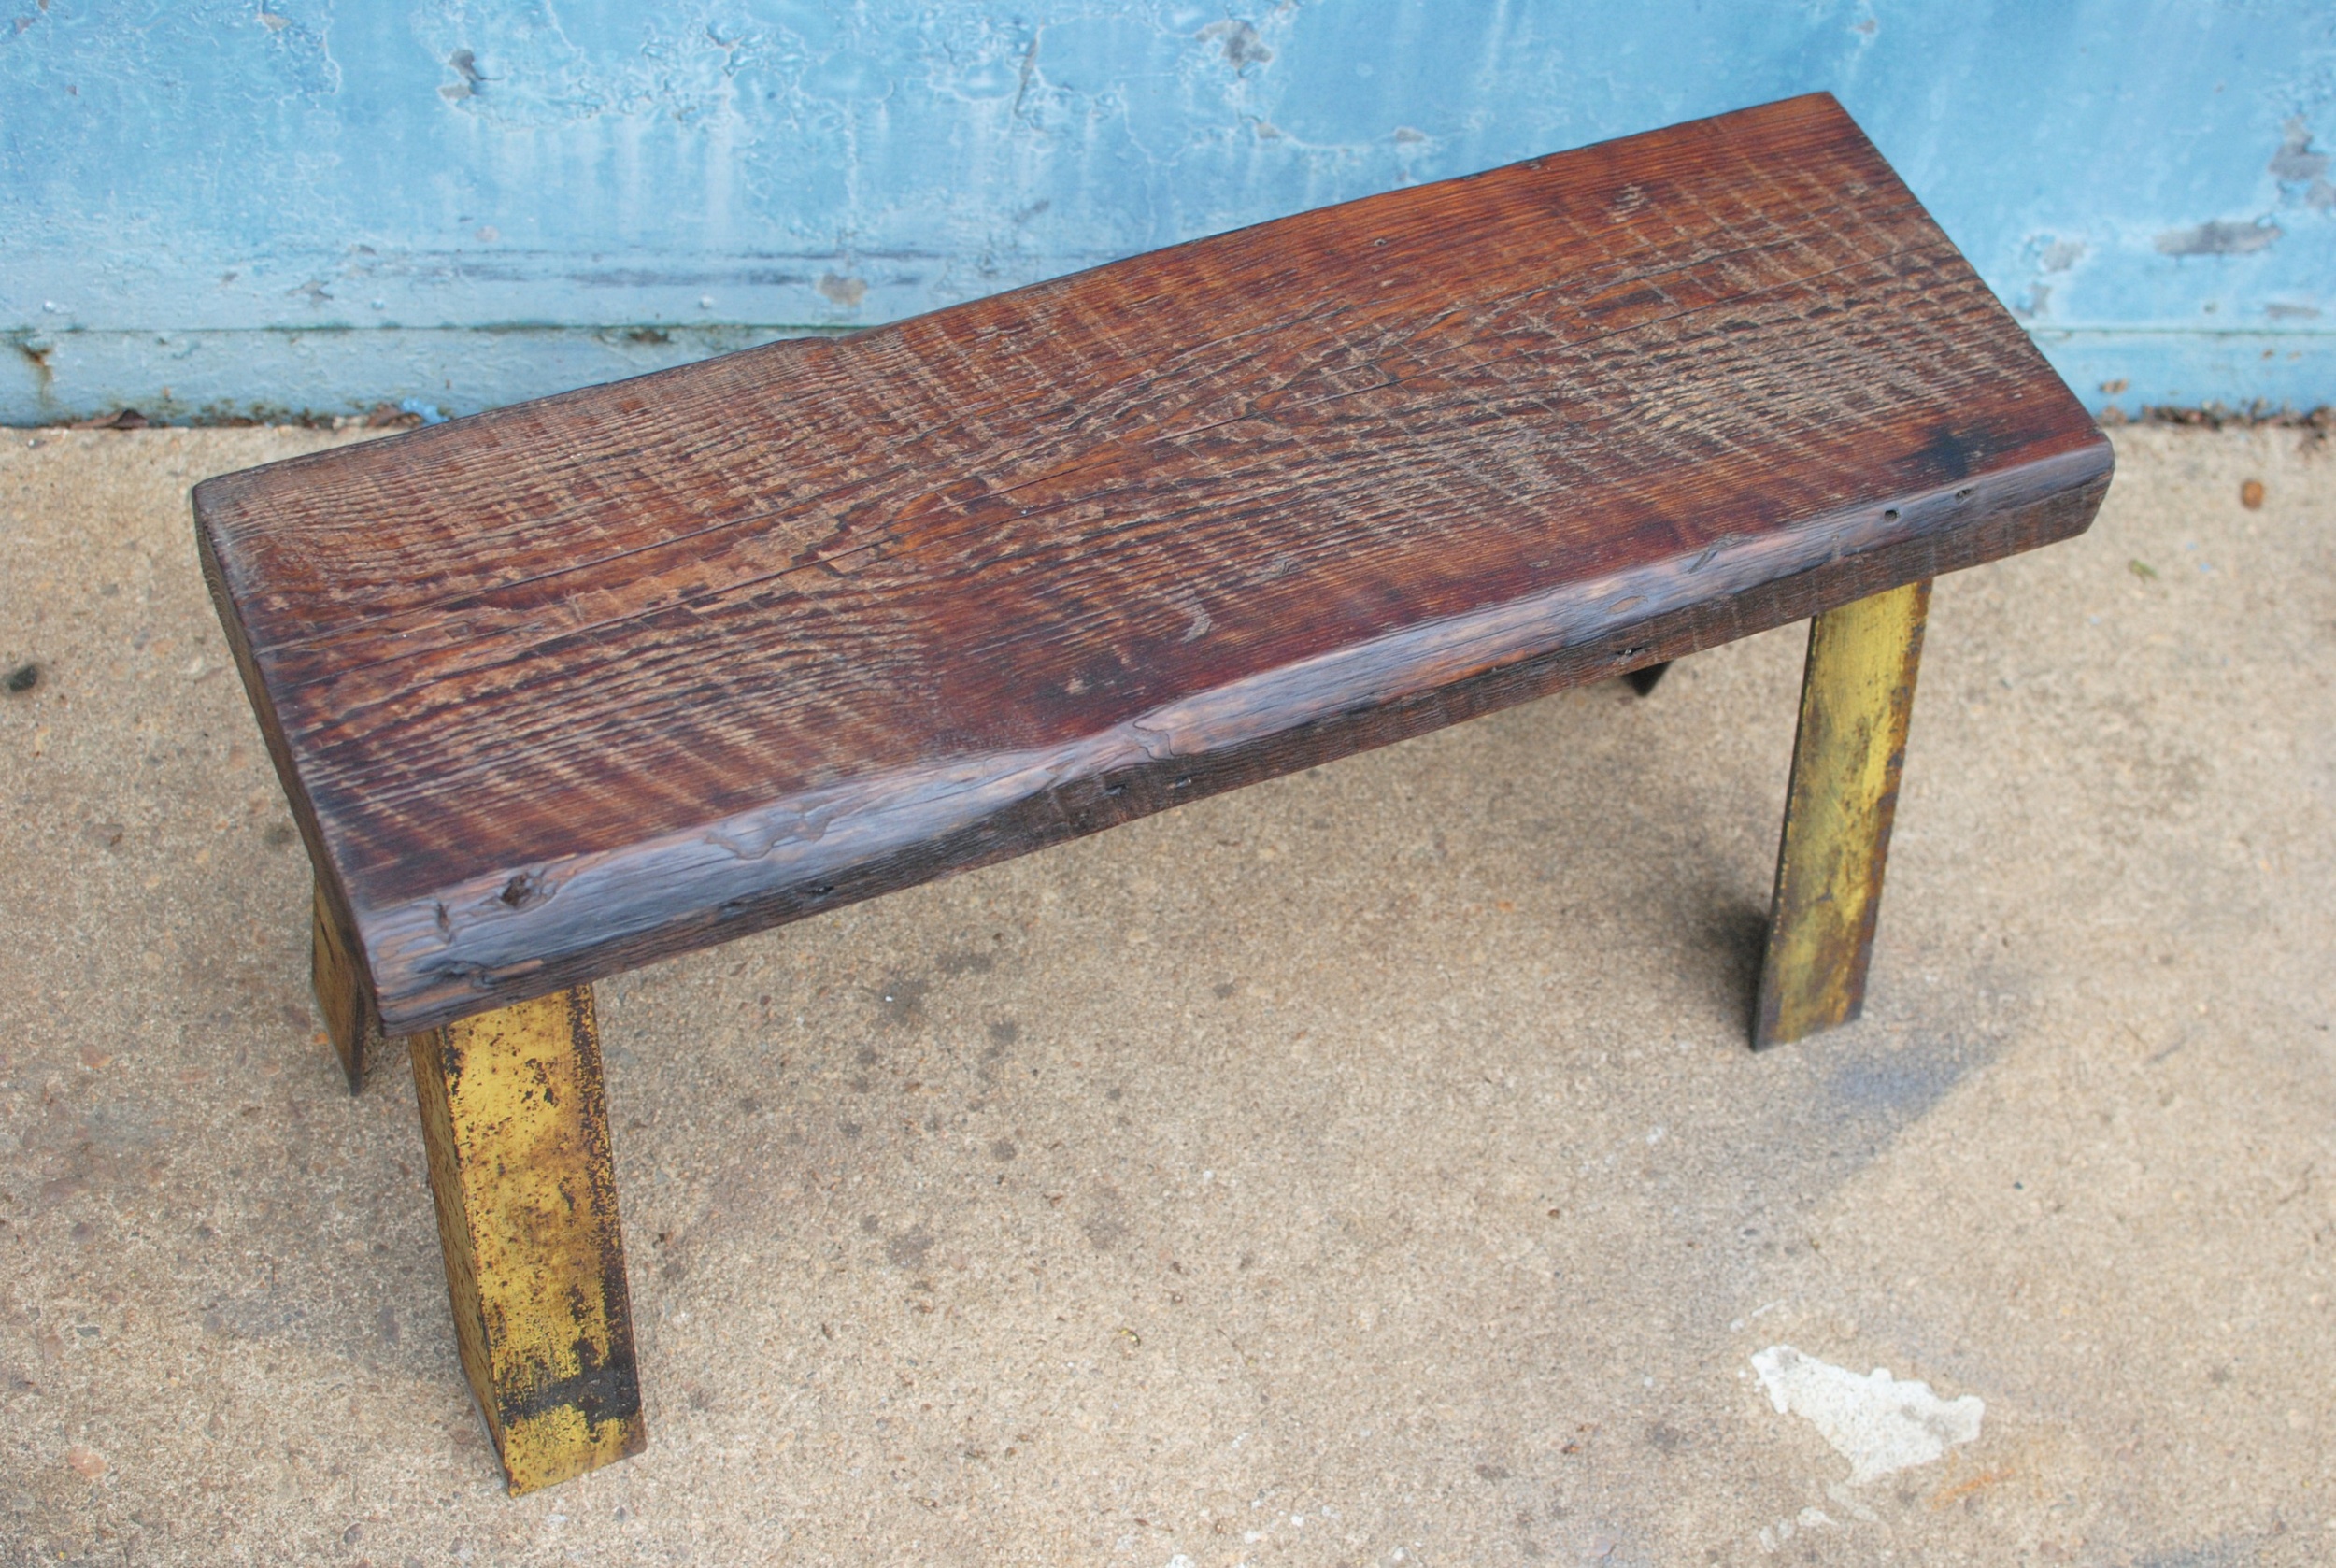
409 986 647 1495
1754 580 1930 1049
312 880 380 1093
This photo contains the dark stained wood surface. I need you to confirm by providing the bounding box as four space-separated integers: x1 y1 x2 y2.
195 93 2112 1033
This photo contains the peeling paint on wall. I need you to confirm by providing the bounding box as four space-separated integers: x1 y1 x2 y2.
2 0 2331 422
2157 221 2284 257
2269 117 2335 210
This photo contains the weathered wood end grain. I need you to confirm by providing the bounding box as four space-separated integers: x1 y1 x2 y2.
1755 580 1931 1048
194 91 2112 1033
310 878 380 1091
409 986 644 1495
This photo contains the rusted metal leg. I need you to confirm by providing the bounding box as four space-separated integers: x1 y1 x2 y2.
409 986 647 1495
1624 660 1673 696
1754 580 1930 1049
311 879 381 1092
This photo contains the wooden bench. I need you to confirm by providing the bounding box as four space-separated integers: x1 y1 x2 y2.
193 93 2111 1495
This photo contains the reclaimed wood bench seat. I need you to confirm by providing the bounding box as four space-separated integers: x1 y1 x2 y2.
193 93 2111 1495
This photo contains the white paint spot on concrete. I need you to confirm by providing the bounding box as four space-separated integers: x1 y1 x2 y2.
1751 1345 1983 1483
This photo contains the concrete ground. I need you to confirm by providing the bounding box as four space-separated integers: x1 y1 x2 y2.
0 421 2330 1568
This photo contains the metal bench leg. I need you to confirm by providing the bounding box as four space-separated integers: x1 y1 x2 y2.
1754 580 1930 1049
312 880 381 1092
409 986 647 1494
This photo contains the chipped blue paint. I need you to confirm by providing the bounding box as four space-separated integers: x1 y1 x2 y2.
2 1 2330 423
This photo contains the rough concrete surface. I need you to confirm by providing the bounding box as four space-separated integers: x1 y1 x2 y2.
0 423 2330 1567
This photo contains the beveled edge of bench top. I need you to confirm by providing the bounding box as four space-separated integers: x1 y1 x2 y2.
194 93 2113 1033
364 445 2105 1019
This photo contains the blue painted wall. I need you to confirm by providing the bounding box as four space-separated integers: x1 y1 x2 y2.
3 1 2330 423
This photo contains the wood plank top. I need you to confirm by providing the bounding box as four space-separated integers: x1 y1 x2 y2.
195 93 2111 1033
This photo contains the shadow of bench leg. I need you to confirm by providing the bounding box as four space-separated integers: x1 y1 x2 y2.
312 880 381 1094
1754 580 1930 1049
409 986 648 1494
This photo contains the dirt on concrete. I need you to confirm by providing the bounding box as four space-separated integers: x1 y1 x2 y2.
0 423 2330 1566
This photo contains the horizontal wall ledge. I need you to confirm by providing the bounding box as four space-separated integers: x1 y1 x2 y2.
4 322 2329 428
2028 329 2333 421
0 324 834 428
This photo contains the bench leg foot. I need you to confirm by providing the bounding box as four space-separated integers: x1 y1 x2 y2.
311 881 380 1093
1754 580 1930 1049
409 986 647 1495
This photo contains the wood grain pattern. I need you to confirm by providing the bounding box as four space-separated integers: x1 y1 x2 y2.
1755 580 1930 1048
195 93 2112 1033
